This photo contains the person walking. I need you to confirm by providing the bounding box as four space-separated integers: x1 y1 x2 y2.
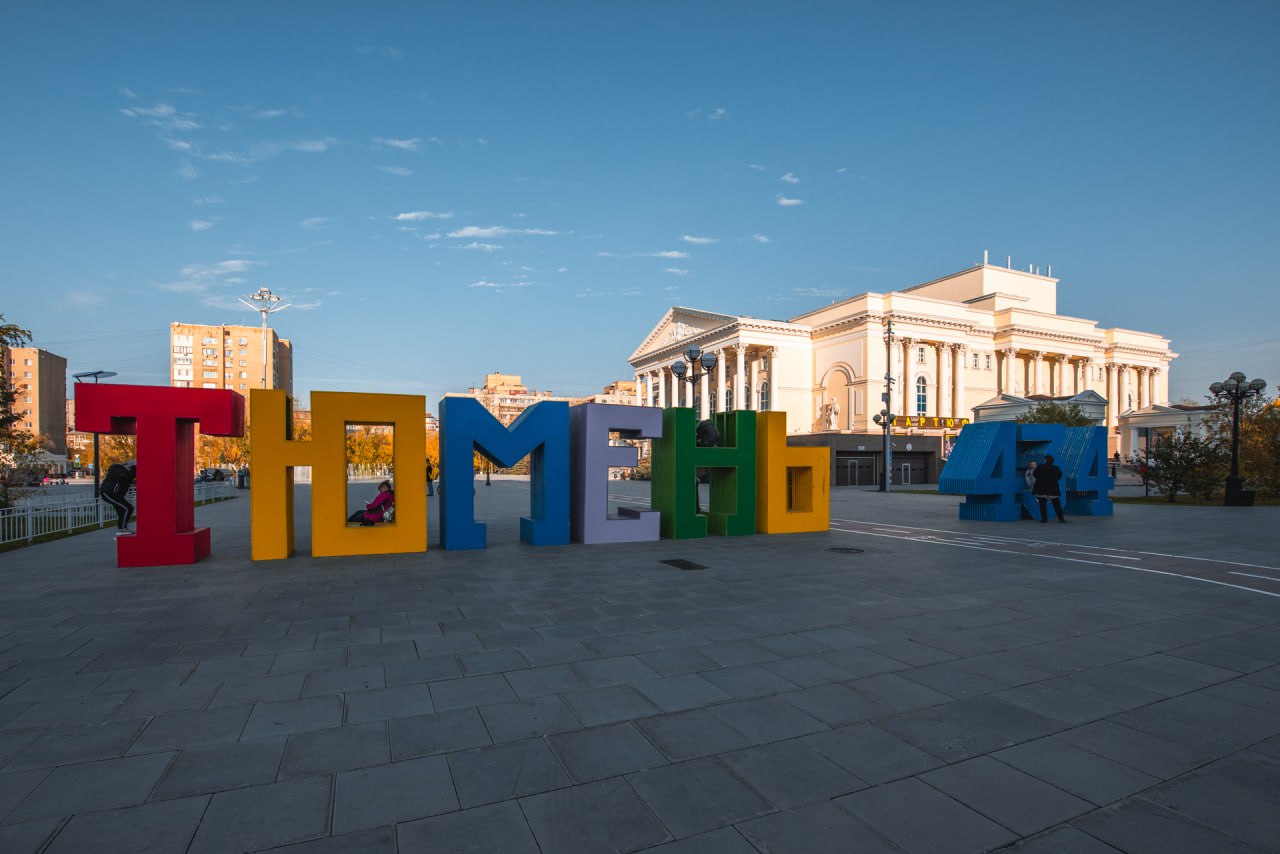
101 459 137 535
425 459 436 497
1032 454 1067 523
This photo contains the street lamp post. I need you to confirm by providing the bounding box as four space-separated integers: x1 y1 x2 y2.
72 370 117 498
238 287 289 390
669 344 718 414
1209 371 1267 507
871 318 896 492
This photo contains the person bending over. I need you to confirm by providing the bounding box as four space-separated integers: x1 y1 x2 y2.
101 460 137 535
1031 454 1067 523
348 480 394 526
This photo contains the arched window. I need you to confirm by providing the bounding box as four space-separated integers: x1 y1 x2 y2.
916 376 928 416
744 384 752 410
759 381 770 412
725 386 734 411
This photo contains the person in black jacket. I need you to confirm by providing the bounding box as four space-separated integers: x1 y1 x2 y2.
1031 454 1067 523
101 460 136 535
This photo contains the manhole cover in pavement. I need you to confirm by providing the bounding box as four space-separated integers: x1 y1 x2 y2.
827 547 864 554
661 558 709 571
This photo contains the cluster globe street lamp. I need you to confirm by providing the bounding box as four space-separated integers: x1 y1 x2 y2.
670 345 717 414
872 409 894 492
1209 371 1267 506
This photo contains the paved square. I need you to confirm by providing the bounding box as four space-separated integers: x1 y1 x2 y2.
0 480 1278 852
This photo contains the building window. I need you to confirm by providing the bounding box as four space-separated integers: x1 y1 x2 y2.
202 371 217 379
239 338 248 346
985 354 992 370
240 371 248 379
972 352 979 369
240 349 248 356
917 347 925 365
725 387 734 411
239 383 247 389
758 382 770 411
23 358 32 366
202 337 216 345
916 376 927 415
239 360 247 367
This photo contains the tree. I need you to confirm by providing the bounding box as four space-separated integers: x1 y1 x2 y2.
1202 392 1280 499
0 314 36 507
98 434 138 474
1138 432 1227 502
1016 401 1095 427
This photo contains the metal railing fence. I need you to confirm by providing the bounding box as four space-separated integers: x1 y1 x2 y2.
0 482 234 547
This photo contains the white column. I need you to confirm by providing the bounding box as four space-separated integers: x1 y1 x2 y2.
698 368 710 420
767 347 779 410
1118 364 1130 413
1032 352 1044 396
1105 363 1117 429
672 368 682 408
953 345 967 418
937 344 950 418
656 370 665 408
634 374 643 406
735 347 746 410
750 356 760 411
900 339 913 415
1149 367 1161 406
716 350 727 413
1002 348 1016 395
1055 356 1069 397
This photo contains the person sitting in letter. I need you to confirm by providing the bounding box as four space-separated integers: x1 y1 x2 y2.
348 480 394 526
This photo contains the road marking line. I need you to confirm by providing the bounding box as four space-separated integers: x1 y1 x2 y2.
1068 550 1141 561
1229 571 1280 581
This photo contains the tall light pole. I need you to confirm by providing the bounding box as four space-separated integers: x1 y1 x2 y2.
872 318 895 492
238 287 289 390
670 344 718 415
1209 371 1267 506
72 369 117 498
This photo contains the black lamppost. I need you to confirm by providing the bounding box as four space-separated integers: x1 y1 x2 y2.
871 317 896 492
670 345 718 413
873 409 894 492
72 369 117 498
1210 371 1267 507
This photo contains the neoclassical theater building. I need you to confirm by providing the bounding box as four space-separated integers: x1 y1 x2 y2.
628 260 1175 485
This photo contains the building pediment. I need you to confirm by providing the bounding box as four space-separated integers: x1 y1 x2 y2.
629 307 737 363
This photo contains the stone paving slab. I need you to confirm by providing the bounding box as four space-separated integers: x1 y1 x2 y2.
0 481 1278 852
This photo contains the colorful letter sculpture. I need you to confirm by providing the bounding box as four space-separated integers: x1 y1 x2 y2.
439 396 569 550
75 384 245 567
250 389 426 559
939 423 1113 521
569 403 662 544
651 408 758 539
755 411 830 534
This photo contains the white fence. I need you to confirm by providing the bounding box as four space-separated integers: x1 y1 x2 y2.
0 482 235 548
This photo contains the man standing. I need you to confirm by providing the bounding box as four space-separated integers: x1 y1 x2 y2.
1031 454 1067 523
101 459 136 535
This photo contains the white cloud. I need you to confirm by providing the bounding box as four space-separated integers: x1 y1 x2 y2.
251 108 288 119
794 287 843 297
447 225 561 238
355 45 403 59
651 250 690 259
194 194 223 205
664 267 689 276
780 172 800 184
207 138 336 164
458 242 502 252
680 235 718 245
836 167 848 173
63 289 104 308
190 219 214 232
161 137 192 151
709 107 728 120
752 234 770 243
159 258 264 295
378 166 414 176
468 279 528 289
556 267 567 273
748 163 765 171
177 159 198 181
301 217 330 229
120 102 176 118
119 87 137 99
776 194 804 207
394 210 454 221
373 136 421 151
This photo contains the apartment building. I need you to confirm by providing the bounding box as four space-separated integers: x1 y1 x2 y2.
170 323 293 404
4 346 67 454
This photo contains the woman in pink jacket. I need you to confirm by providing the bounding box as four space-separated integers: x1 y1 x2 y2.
348 480 394 525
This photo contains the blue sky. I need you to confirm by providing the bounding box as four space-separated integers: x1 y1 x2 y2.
2 1 1277 409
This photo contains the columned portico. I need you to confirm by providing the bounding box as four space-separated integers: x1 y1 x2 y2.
1002 348 1017 395
1054 356 1069 396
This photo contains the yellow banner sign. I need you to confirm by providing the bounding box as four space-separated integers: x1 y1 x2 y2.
891 416 970 429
